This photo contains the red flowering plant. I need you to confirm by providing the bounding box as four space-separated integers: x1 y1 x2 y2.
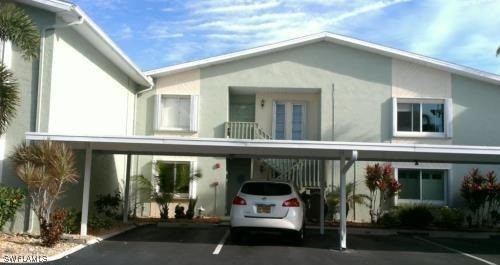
461 169 500 226
365 163 401 223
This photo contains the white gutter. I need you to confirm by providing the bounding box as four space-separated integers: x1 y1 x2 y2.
36 15 84 132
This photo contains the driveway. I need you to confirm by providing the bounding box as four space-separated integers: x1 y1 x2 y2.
46 225 500 265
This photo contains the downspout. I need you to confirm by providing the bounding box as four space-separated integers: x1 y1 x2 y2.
35 16 84 132
29 15 84 233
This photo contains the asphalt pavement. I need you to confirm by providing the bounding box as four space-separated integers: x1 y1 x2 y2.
44 224 500 265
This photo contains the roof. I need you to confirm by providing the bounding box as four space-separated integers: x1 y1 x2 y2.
16 0 153 87
25 132 500 164
145 32 500 86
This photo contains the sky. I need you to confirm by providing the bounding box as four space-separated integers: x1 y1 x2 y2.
72 0 500 74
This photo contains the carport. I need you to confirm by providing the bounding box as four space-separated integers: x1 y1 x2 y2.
24 132 500 250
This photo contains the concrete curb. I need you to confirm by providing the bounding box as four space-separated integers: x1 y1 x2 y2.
46 225 137 262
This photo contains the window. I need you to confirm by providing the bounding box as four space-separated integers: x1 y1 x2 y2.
156 94 199 131
156 161 192 194
397 169 446 202
393 98 452 138
273 102 306 140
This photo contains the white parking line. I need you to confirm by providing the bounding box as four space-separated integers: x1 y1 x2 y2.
213 230 230 255
414 236 498 265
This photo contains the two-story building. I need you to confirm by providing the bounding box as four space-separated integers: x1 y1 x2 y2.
2 0 500 234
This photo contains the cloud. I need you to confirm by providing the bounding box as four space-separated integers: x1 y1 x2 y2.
116 24 133 40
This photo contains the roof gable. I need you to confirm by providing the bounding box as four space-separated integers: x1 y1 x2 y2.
146 32 500 86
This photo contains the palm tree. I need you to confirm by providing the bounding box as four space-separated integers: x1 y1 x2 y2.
0 2 40 134
326 182 370 220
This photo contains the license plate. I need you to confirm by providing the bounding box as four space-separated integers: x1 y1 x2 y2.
257 205 271 214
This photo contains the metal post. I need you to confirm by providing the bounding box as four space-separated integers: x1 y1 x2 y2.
80 146 92 236
339 153 347 250
123 154 132 223
320 160 326 235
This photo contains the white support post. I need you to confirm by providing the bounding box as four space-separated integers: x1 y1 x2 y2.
80 146 93 236
339 154 347 250
123 154 132 223
339 151 358 251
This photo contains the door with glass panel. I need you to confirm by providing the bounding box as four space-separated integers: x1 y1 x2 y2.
273 102 306 140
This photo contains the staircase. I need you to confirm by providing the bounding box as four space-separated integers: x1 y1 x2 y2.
224 122 321 188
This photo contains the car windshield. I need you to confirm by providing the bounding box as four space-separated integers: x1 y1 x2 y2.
241 182 292 196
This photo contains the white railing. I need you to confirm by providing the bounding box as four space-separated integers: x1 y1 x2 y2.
224 121 321 187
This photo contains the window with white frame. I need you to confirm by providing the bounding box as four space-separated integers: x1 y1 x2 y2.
273 101 306 140
156 161 192 195
397 168 447 202
156 94 199 131
393 98 452 138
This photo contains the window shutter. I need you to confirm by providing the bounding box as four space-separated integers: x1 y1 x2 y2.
445 98 453 138
154 94 161 130
190 95 199 132
392 97 398 137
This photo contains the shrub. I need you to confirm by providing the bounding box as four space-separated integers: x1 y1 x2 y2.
398 205 434 228
378 209 401 227
0 185 25 229
40 208 67 247
365 163 401 223
88 213 113 231
11 141 78 247
435 207 464 229
63 208 81 234
94 191 122 218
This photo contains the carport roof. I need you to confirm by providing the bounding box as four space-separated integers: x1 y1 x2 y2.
25 132 500 164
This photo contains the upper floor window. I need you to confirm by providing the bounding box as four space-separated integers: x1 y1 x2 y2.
393 98 452 138
273 101 306 140
156 94 199 132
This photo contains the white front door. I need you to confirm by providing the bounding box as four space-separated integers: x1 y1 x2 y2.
273 102 306 140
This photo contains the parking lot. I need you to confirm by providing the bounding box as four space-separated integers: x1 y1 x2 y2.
47 225 499 265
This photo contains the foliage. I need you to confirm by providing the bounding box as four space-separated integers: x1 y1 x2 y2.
460 169 500 226
62 208 81 234
186 197 198 219
0 2 40 60
134 165 202 220
40 208 67 247
378 208 401 227
365 163 401 223
398 205 434 228
94 191 122 218
326 182 369 219
0 2 40 135
11 141 78 247
0 65 19 135
0 185 25 228
434 207 464 229
88 213 113 231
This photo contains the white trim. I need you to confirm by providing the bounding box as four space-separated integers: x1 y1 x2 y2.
145 32 500 87
25 132 500 164
155 94 196 132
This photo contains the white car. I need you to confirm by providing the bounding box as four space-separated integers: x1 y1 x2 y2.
230 180 305 244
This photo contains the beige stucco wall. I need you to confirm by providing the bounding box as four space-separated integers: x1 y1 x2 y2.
255 92 321 140
391 59 452 145
392 59 451 98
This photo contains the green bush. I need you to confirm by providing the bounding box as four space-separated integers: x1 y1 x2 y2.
88 213 113 231
435 207 464 229
398 205 434 228
0 185 25 229
94 191 122 218
63 208 81 234
379 209 401 227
